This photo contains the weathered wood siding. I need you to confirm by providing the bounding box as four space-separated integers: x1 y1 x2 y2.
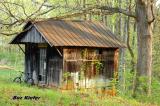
62 48 117 89
25 44 63 86
102 50 115 79
25 44 39 82
38 48 47 85
20 27 46 43
46 47 63 87
25 43 118 89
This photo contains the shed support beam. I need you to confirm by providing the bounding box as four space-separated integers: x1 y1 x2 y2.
55 47 62 57
18 44 25 54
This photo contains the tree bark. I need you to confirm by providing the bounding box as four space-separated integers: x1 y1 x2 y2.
83 0 87 20
134 0 154 96
118 0 126 92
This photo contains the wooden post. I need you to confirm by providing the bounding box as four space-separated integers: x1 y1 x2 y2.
113 49 119 96
60 48 65 89
114 49 119 80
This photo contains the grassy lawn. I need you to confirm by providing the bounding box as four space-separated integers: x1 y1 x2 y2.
0 69 154 106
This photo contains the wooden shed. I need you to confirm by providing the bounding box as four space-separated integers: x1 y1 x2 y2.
10 19 125 90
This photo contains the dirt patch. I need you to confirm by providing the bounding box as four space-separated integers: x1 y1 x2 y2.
0 65 15 70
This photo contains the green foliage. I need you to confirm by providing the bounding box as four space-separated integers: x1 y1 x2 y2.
117 69 160 105
137 76 148 94
0 70 148 106
134 77 160 105
63 71 71 79
117 70 134 97
0 0 159 106
62 71 72 84
80 48 87 59
0 45 24 71
92 61 103 75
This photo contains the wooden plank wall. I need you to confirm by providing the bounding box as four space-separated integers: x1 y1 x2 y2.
20 27 46 43
24 45 118 90
25 44 63 86
113 49 119 79
38 48 47 85
25 44 39 83
46 47 63 87
62 48 116 89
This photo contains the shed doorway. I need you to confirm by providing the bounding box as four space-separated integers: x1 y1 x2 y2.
38 48 47 85
47 47 63 87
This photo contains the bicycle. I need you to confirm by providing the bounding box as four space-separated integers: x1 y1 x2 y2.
13 71 34 85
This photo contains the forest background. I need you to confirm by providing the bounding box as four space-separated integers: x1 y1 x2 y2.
0 0 160 105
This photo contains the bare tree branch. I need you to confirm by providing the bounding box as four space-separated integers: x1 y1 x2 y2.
99 6 136 18
148 1 155 24
0 0 61 36
1 2 19 21
0 24 33 36
52 5 136 19
32 0 54 8
0 1 137 36
35 5 61 17
0 32 19 36
1 1 30 17
27 0 47 18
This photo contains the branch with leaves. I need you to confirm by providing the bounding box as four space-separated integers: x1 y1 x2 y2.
0 0 60 35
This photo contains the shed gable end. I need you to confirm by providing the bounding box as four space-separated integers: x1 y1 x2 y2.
21 27 46 43
11 26 47 44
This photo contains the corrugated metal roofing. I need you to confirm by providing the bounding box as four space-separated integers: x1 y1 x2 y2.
11 19 126 48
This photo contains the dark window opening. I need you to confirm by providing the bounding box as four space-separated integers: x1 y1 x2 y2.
99 49 102 54
38 75 42 81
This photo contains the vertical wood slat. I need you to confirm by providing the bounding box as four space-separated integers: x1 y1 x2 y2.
21 27 46 43
25 44 28 80
25 44 39 83
47 47 63 87
47 59 62 87
39 48 47 85
62 48 117 89
25 45 119 89
114 49 119 79
25 44 33 79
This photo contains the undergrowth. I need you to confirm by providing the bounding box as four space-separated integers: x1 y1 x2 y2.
0 69 149 106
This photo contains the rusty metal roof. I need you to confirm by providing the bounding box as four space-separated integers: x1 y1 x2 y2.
11 19 126 48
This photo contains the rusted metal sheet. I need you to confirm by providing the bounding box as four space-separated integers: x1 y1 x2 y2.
11 19 126 48
36 20 126 48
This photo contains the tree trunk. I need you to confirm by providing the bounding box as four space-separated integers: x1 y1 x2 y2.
118 0 126 92
134 0 154 96
83 0 87 20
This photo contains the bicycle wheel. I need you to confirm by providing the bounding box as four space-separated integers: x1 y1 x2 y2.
26 78 34 85
13 77 22 83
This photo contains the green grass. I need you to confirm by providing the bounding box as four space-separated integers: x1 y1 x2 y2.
0 47 24 70
0 69 153 106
